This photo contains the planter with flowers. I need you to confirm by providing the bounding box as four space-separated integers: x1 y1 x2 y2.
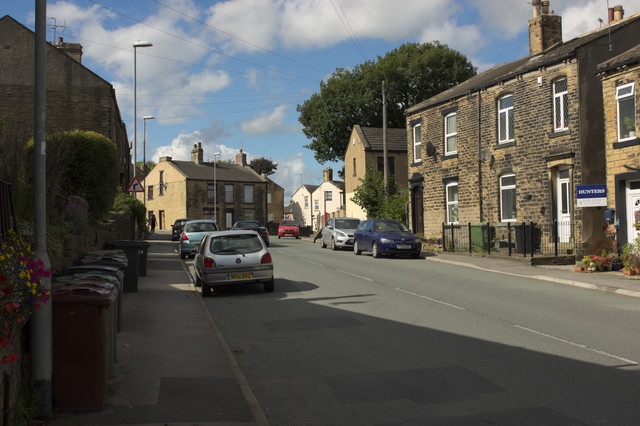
0 230 51 365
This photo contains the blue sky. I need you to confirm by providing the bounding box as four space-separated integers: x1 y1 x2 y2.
5 0 639 200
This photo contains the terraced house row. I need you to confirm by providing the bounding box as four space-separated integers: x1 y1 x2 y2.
404 1 640 253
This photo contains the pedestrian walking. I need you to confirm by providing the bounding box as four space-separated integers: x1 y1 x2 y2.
150 214 157 233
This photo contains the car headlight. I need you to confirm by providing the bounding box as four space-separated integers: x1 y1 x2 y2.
336 230 347 238
413 238 422 244
380 238 393 244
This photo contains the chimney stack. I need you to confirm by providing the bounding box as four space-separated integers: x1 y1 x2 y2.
54 37 83 63
323 168 333 182
191 142 203 163
528 0 562 56
613 5 624 22
235 149 247 166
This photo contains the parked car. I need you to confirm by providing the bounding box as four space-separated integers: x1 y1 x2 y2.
171 218 195 241
278 219 300 239
353 219 422 258
178 219 219 258
232 220 270 247
321 217 360 250
193 230 274 296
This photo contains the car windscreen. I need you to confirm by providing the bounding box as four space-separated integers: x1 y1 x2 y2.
374 221 409 232
186 222 217 232
281 220 297 226
209 234 263 254
235 222 260 229
334 219 360 229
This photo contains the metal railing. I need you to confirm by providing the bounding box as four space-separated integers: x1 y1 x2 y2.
442 221 582 257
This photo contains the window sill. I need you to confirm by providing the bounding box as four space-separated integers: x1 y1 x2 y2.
613 137 640 148
441 153 458 161
549 129 571 139
410 161 423 167
494 141 516 149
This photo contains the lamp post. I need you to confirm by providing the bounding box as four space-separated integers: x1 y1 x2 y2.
133 40 152 182
213 152 221 223
142 115 154 207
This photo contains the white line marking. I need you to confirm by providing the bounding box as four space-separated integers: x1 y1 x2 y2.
395 288 466 310
300 259 324 267
514 325 638 365
337 269 373 281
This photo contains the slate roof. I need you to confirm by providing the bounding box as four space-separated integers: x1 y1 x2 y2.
354 125 407 152
406 12 640 114
169 160 267 183
597 42 640 72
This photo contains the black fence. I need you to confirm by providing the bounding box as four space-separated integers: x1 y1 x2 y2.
442 221 582 257
0 179 17 241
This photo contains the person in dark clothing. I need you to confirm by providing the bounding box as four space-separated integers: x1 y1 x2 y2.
150 214 157 233
313 226 322 244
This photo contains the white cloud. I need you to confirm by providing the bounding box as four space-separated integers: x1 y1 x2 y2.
241 105 295 135
271 152 314 201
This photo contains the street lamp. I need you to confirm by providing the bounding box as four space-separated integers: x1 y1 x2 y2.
133 40 152 181
142 115 155 207
213 152 221 223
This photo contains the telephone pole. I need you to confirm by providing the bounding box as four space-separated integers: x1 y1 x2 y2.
382 80 389 196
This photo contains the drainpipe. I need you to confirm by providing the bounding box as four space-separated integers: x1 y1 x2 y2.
478 90 484 222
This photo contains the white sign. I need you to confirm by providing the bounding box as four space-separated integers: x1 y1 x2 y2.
127 176 144 193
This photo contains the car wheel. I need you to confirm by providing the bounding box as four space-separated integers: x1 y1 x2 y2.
265 241 270 247
195 275 202 287
201 284 211 297
372 242 380 258
331 238 337 251
180 251 187 259
354 241 362 255
412 251 421 259
263 278 275 292
321 238 327 248
278 235 281 239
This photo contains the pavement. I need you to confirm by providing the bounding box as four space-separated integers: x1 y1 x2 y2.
45 230 640 425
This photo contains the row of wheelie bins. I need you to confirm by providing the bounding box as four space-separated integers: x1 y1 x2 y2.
51 240 149 412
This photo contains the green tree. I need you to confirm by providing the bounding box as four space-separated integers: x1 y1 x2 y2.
298 42 477 164
352 167 408 222
249 157 278 176
137 160 156 180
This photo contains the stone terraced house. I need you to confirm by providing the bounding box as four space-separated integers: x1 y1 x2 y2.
598 42 640 248
405 1 640 253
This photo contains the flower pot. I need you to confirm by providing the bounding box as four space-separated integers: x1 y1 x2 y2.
574 265 586 272
623 268 636 276
635 266 640 274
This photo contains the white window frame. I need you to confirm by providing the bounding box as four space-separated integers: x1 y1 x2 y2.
304 197 309 208
244 185 254 203
500 174 517 222
446 182 459 224
498 94 514 144
207 183 214 203
244 208 255 221
314 200 319 210
553 78 568 132
325 191 332 201
444 112 457 155
267 193 272 204
413 123 422 163
617 82 636 142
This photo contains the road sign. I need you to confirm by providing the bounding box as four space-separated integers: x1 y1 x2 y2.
127 176 144 193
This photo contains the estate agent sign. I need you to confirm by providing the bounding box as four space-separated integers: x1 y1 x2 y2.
576 184 607 207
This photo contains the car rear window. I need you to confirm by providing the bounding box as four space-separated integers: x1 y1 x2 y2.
209 234 263 254
281 220 297 226
186 222 218 232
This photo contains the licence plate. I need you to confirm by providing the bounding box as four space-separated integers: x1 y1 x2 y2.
228 272 253 280
396 244 411 249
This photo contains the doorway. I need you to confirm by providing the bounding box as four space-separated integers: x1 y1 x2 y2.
556 168 571 243
411 186 424 235
626 181 640 244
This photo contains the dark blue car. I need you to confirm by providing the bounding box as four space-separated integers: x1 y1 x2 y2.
353 219 422 259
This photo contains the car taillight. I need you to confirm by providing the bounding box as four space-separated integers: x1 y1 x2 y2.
181 232 189 241
203 257 216 268
261 253 272 264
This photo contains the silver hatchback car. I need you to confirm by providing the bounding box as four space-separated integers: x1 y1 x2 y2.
320 217 361 250
193 230 274 297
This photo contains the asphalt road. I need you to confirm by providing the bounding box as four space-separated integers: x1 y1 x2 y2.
196 238 640 425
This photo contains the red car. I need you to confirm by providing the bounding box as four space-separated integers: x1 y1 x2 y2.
278 219 300 239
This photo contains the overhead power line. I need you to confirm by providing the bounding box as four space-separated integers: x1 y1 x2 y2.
330 0 367 62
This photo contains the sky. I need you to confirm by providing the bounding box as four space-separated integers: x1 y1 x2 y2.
4 0 640 201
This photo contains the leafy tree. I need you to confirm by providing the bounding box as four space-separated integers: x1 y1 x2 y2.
249 157 278 176
137 160 156 180
113 190 147 232
352 167 408 222
298 42 477 164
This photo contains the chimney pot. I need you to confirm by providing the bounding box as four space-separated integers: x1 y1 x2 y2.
613 5 624 21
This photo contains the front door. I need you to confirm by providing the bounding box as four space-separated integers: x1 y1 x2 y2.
626 181 640 244
411 186 424 234
556 169 571 243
